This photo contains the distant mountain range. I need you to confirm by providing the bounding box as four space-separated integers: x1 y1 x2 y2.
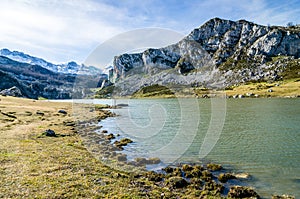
0 48 102 75
0 49 106 99
111 18 300 96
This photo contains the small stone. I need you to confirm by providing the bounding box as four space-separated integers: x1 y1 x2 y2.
36 111 45 116
234 173 250 179
207 163 223 171
58 110 67 114
44 129 56 137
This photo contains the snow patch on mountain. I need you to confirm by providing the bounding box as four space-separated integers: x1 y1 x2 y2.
0 48 102 75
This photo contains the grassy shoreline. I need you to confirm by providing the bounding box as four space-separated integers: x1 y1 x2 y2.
95 78 300 99
0 96 294 198
0 96 143 198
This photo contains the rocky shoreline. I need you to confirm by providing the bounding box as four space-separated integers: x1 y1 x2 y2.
76 105 295 199
0 96 296 198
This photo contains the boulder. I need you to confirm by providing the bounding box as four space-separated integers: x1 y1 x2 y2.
58 110 67 114
163 166 175 173
207 163 223 171
218 173 236 183
116 154 127 162
165 176 188 189
228 186 260 198
272 195 295 199
43 129 56 137
114 138 133 149
147 157 161 164
105 133 115 140
144 171 164 182
0 86 23 97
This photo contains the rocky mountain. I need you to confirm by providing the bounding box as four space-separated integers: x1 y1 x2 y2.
0 48 102 75
111 18 300 96
0 55 105 99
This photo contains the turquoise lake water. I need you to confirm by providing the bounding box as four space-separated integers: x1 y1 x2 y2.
94 98 300 198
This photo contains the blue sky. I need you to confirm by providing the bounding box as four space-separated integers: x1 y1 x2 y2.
0 0 299 65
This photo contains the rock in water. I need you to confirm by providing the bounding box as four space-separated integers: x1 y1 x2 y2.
228 186 260 198
272 195 295 199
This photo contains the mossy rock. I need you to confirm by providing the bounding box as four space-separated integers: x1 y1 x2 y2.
182 164 194 172
114 138 133 147
228 186 260 198
201 170 212 181
132 84 175 98
144 171 164 182
207 163 223 171
163 166 175 173
218 173 236 183
165 176 188 189
116 154 127 162
183 165 203 178
147 157 161 164
272 195 295 199
203 181 224 193
105 133 115 140
134 157 148 166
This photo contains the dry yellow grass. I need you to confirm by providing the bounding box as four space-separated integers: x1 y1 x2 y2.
225 78 300 98
0 96 148 198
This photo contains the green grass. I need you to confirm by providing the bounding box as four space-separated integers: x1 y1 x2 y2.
132 84 175 98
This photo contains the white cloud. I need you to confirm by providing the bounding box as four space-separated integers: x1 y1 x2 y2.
0 0 126 63
0 0 299 64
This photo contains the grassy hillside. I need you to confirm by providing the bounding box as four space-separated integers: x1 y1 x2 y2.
132 84 175 98
225 78 300 98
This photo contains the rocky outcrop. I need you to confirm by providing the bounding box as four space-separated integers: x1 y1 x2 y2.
0 86 23 97
111 18 300 95
188 18 299 63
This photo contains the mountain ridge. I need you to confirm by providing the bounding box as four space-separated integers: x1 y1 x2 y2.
0 55 105 99
110 18 300 96
0 48 102 75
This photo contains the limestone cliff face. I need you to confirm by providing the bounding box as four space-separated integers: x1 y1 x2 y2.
112 18 300 95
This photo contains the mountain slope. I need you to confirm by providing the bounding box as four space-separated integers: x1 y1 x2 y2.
111 18 300 96
0 56 102 99
0 48 102 75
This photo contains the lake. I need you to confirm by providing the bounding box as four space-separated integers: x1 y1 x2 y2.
93 98 300 198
